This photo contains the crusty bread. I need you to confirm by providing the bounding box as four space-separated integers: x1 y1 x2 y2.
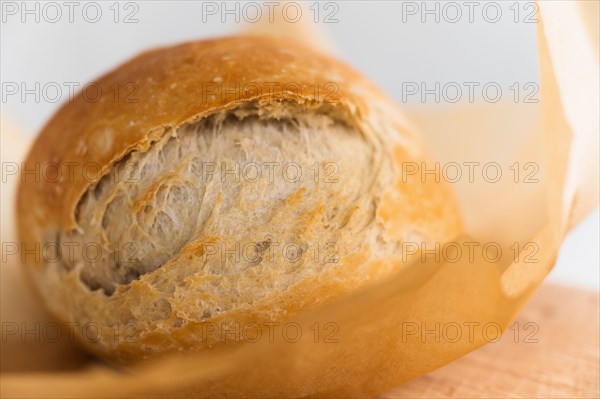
17 35 461 362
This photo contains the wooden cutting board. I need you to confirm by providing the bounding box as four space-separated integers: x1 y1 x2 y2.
382 284 600 398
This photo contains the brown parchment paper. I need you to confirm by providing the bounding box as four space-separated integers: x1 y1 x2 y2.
0 1 598 397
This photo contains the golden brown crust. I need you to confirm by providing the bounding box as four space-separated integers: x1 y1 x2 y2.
19 35 401 233
17 35 461 363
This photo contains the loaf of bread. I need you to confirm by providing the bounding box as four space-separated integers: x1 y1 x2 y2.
17 35 461 363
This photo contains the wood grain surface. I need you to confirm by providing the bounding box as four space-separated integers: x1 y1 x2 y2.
383 284 600 398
